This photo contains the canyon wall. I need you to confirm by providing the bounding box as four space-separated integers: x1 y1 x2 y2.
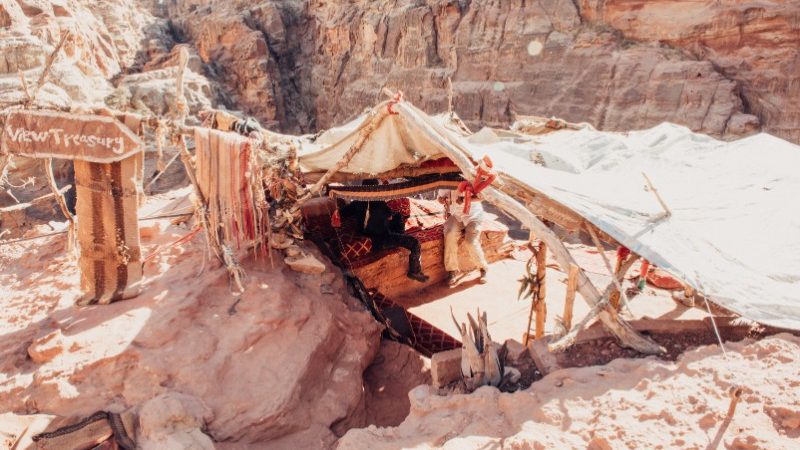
3 1 796 140
149 0 798 142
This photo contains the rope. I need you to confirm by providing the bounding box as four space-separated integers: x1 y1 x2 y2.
143 226 202 263
0 230 66 246
703 292 728 357
0 211 195 247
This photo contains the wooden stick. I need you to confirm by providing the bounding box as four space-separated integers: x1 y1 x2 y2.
447 77 454 115
585 222 633 315
41 158 76 254
145 149 180 191
18 71 31 102
0 184 71 213
642 172 672 218
535 241 547 339
175 46 189 121
563 263 579 330
28 31 70 107
548 254 641 352
393 100 663 354
726 386 744 418
301 104 393 200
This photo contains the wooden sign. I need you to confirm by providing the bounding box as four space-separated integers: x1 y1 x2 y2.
1 110 143 163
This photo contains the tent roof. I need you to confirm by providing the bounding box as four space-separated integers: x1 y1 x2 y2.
296 101 469 175
474 122 800 330
293 99 800 330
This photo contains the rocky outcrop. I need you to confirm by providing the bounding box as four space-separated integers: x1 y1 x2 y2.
0 0 167 107
3 0 795 140
143 0 800 142
0 217 382 448
578 0 800 144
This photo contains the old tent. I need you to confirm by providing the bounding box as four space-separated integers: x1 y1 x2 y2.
294 99 800 331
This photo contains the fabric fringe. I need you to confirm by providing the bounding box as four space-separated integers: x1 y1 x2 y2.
194 128 270 287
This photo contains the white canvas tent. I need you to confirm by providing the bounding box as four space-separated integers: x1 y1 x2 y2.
469 123 800 330
295 100 800 331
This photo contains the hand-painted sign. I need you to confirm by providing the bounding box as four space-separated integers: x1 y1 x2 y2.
1 110 143 163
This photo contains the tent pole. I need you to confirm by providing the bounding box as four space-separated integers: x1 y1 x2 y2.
534 241 547 339
549 254 641 352
562 263 579 330
301 105 393 201
394 101 664 355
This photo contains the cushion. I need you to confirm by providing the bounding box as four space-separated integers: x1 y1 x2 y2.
387 198 411 217
339 232 373 264
409 224 444 244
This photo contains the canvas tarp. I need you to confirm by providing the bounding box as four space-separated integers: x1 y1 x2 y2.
297 101 457 175
469 123 800 330
296 101 800 330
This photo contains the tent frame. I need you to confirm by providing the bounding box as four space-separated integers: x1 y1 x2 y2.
296 93 664 355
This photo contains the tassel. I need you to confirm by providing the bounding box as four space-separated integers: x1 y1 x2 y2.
331 208 342 228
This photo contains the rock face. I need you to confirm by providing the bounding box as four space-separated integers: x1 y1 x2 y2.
337 335 800 450
0 216 382 448
578 0 800 145
2 0 797 140
142 0 798 143
0 0 165 107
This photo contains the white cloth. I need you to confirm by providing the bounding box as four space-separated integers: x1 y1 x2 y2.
444 216 487 272
438 189 484 225
470 123 800 330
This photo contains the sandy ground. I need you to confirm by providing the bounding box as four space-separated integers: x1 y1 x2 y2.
338 334 800 450
400 243 708 344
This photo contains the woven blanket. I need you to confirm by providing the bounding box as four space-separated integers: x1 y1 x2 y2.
195 128 269 253
75 156 143 305
369 289 461 357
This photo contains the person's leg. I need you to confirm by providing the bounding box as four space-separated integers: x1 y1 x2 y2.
443 216 463 273
465 221 488 281
386 233 428 282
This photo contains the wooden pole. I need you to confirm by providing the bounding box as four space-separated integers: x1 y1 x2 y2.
563 263 579 330
18 71 31 102
300 103 393 201
534 241 547 338
28 31 70 107
447 77 454 115
609 252 626 310
42 158 76 254
642 172 672 219
0 184 71 213
393 100 663 355
175 46 189 121
585 222 633 314
549 254 641 352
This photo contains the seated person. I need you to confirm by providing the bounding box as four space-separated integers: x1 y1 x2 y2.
340 181 429 283
438 188 488 286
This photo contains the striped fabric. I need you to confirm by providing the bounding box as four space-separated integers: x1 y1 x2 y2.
327 173 463 202
74 156 143 305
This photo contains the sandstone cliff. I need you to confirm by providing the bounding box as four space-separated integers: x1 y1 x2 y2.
2 1 796 140
147 0 797 142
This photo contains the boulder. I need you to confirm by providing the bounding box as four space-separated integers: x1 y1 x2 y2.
137 393 215 450
285 253 326 274
27 329 65 364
